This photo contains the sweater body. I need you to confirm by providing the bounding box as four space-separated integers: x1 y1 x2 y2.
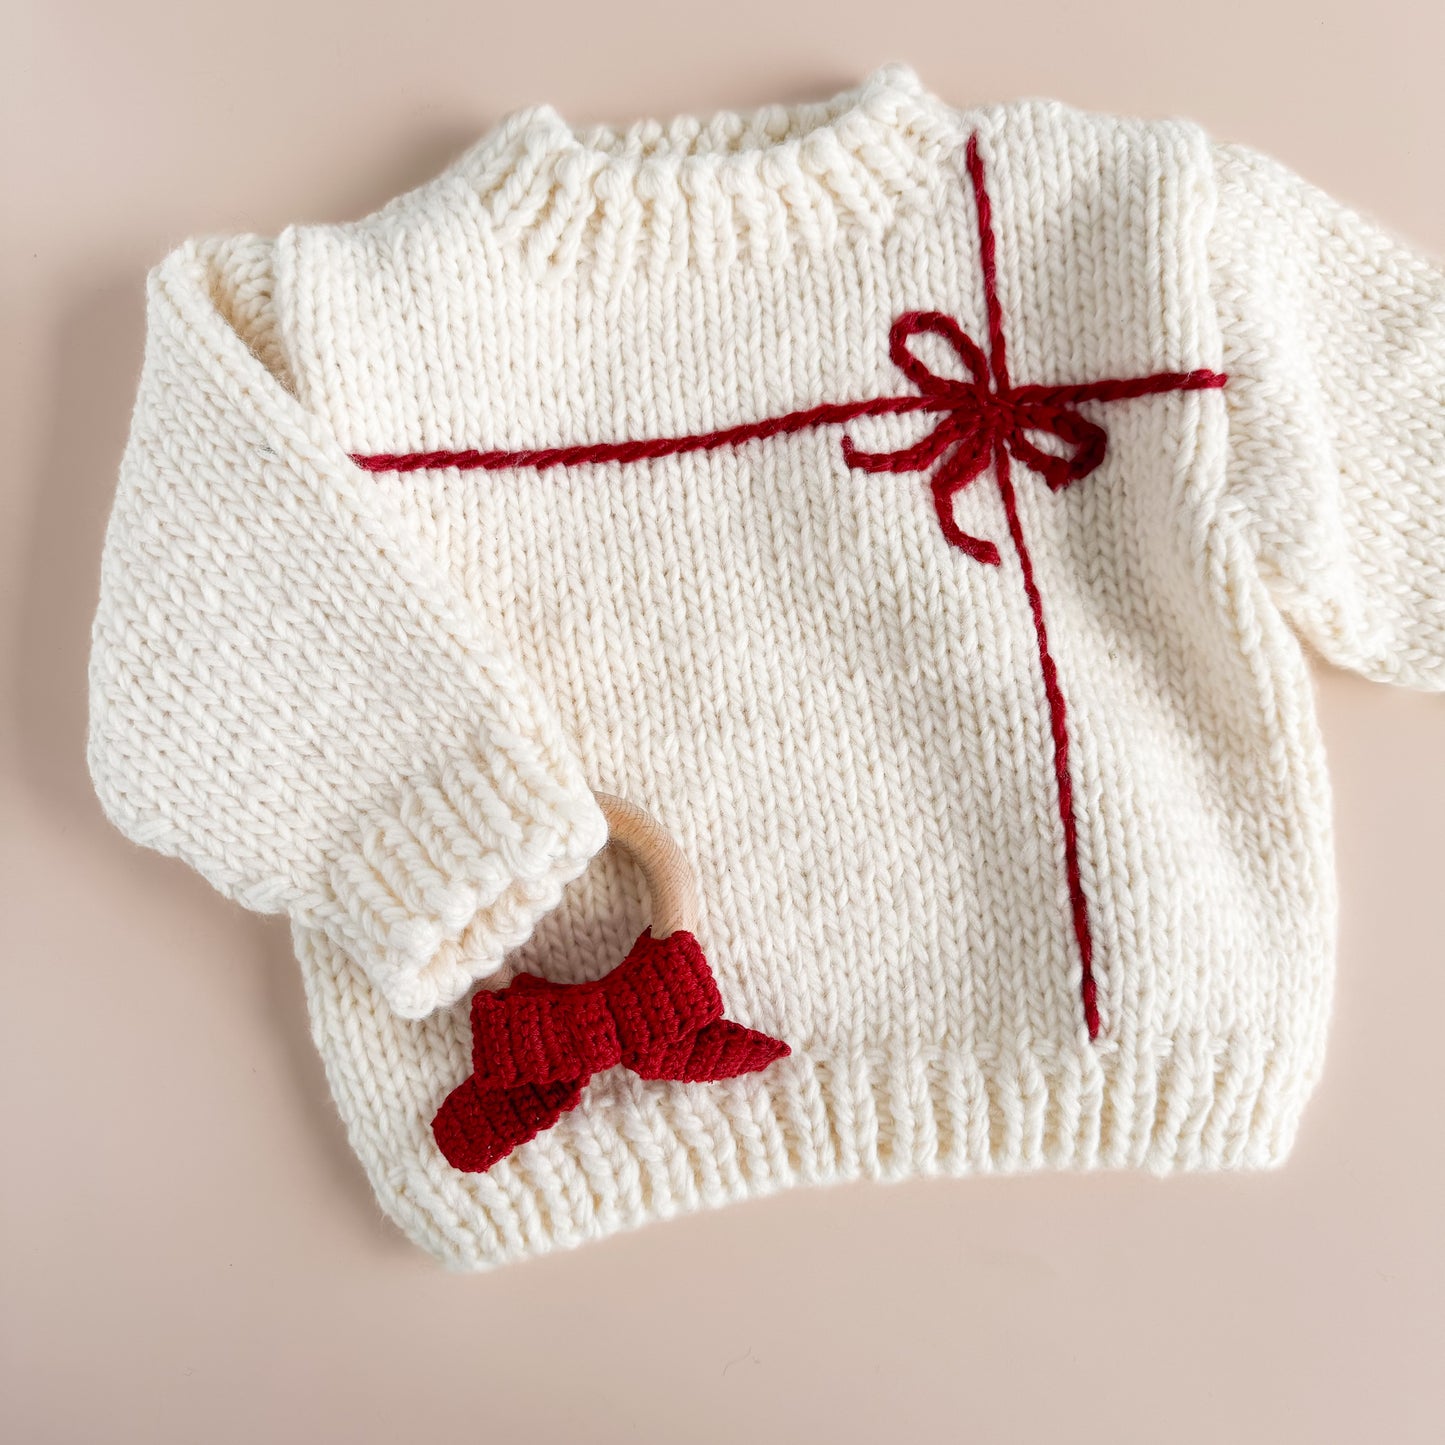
89 66 1444 1268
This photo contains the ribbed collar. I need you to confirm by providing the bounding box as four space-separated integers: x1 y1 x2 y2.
359 63 972 271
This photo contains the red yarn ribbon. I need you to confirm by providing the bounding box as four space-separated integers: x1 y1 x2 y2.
355 134 1230 1042
432 928 790 1173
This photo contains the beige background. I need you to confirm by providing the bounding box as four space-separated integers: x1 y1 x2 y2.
4 4 1443 1441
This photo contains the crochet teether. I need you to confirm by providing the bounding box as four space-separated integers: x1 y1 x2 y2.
431 793 790 1173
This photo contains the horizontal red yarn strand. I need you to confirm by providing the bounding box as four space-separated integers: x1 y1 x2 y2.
350 395 945 475
348 375 1224 477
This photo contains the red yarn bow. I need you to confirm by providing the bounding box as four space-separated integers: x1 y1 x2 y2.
843 310 1130 566
432 929 791 1173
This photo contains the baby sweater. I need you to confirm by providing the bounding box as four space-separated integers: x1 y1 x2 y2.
87 64 1445 1269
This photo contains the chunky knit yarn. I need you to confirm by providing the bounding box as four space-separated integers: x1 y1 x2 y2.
87 64 1445 1269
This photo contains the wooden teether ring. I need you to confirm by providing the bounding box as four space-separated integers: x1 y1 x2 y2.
479 791 699 991
592 791 700 939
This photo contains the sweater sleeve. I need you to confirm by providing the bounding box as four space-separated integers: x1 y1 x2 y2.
87 234 609 1018
1210 141 1445 690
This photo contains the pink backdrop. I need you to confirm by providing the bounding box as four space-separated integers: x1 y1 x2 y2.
5 4 1442 1441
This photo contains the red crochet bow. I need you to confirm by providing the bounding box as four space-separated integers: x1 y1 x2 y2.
432 929 791 1173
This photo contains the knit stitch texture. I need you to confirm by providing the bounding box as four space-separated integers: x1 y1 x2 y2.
87 64 1445 1269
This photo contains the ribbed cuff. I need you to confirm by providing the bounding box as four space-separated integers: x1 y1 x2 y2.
319 752 609 1018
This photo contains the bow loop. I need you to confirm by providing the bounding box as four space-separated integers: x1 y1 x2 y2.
841 412 972 476
1004 397 1108 491
888 310 990 395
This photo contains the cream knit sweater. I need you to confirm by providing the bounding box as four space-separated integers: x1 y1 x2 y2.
87 64 1445 1269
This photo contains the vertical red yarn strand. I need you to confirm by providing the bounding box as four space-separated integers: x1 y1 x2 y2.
963 134 1100 1039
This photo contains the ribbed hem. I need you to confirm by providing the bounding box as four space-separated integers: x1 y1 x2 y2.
379 1035 1323 1270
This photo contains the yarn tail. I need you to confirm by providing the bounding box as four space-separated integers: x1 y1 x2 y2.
432 1075 585 1173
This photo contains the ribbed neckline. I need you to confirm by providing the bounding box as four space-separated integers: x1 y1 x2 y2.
389 64 972 268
